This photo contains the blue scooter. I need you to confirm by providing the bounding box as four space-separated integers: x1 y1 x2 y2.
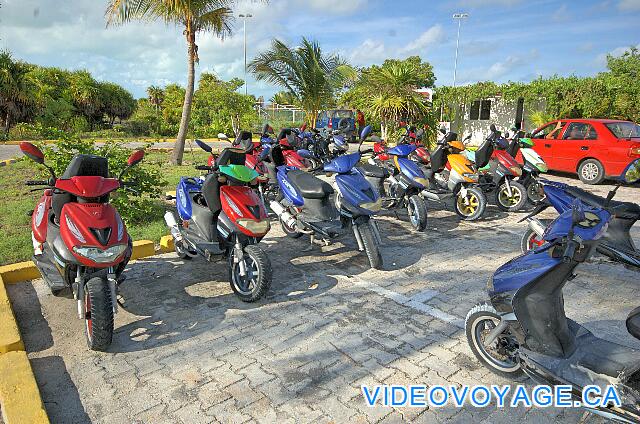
465 159 640 423
268 126 384 269
520 178 640 270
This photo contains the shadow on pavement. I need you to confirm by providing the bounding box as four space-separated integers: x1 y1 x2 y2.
6 282 54 352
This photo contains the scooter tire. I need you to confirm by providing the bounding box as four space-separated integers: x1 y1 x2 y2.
495 181 527 212
520 220 551 253
358 222 383 270
407 195 428 231
465 303 524 379
229 244 272 302
84 277 114 351
175 241 193 260
454 187 487 221
526 180 545 205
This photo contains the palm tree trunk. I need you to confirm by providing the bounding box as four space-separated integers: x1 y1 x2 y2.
171 32 196 165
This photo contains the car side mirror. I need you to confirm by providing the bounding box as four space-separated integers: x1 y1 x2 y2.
20 142 45 164
621 159 640 184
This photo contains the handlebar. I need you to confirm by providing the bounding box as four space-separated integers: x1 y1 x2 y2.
562 239 579 263
25 180 49 186
195 165 211 171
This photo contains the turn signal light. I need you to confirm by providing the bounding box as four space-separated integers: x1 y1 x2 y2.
630 146 640 156
509 166 523 176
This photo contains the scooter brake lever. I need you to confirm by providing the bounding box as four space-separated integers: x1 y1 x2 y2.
518 203 550 223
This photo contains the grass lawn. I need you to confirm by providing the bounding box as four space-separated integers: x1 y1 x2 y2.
0 149 211 266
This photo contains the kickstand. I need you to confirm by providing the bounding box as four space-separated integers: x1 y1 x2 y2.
302 234 315 252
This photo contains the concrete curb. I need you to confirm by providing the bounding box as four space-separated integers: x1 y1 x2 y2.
0 351 49 424
0 276 24 353
0 159 17 167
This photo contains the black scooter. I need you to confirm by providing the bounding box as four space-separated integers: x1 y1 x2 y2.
466 159 640 423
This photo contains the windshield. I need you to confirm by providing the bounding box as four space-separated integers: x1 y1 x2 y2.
332 110 353 118
605 122 640 138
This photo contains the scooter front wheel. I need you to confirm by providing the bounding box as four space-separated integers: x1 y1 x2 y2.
357 222 383 270
407 195 428 231
84 277 114 351
465 303 523 378
454 186 487 221
229 244 272 302
495 181 527 212
526 180 545 205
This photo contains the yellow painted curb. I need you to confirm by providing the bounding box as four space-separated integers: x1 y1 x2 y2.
131 240 155 260
159 235 174 253
0 262 41 285
0 276 24 354
0 351 50 424
0 159 17 167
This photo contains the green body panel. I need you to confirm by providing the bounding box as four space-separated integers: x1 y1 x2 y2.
219 164 259 182
520 138 534 147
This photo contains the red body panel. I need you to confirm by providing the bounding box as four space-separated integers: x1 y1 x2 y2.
61 203 128 267
245 154 268 176
220 186 269 237
56 176 120 198
531 119 640 177
415 147 430 164
32 191 52 243
492 150 520 170
283 150 305 168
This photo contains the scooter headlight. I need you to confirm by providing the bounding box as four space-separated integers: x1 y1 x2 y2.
236 219 270 235
509 166 522 176
462 173 479 182
222 192 243 216
360 198 382 212
73 244 127 263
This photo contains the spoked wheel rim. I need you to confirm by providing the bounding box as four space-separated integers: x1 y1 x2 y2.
527 182 545 203
84 289 93 342
471 316 520 371
498 186 522 207
457 192 479 216
231 253 260 296
581 162 599 181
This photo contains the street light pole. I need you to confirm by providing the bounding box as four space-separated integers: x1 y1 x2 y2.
452 12 468 88
239 13 253 96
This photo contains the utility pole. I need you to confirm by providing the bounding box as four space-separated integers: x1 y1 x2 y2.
239 13 253 96
452 12 468 88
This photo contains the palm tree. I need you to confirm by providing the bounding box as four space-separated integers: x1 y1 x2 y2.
249 38 352 127
106 0 234 165
147 85 165 112
363 61 430 140
0 51 35 135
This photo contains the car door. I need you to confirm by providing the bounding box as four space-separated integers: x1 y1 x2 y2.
555 122 598 172
530 121 568 169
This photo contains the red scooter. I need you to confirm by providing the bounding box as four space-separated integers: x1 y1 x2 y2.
20 142 144 351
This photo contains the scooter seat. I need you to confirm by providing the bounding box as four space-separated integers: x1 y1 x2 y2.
358 164 389 178
627 307 640 341
565 186 640 219
287 170 334 199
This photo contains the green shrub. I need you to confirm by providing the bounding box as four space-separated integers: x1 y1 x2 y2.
39 136 166 225
8 122 66 140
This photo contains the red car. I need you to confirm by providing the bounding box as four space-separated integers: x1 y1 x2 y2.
530 119 640 184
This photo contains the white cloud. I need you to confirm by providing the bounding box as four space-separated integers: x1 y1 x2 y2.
401 25 445 54
348 39 387 66
551 4 568 22
304 0 367 15
484 55 524 80
456 0 522 7
618 0 640 10
595 44 640 66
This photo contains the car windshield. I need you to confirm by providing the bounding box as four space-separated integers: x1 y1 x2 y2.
605 122 640 138
332 110 353 118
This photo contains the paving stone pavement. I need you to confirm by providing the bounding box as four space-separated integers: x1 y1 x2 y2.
7 175 639 424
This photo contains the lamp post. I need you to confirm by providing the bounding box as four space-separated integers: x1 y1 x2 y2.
239 13 253 95
452 12 468 88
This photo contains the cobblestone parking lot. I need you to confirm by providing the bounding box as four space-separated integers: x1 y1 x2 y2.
8 175 639 424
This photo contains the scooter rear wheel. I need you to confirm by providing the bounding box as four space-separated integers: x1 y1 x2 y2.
229 244 272 302
526 180 545 205
465 303 524 378
84 277 114 351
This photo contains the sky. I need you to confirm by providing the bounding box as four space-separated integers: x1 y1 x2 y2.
1 0 639 101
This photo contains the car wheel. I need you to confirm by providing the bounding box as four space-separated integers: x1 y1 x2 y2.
578 159 605 185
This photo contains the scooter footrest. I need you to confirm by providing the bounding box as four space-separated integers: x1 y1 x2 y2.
195 242 224 257
32 254 66 290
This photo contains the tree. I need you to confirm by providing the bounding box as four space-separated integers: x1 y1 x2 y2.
147 85 165 112
0 51 35 135
106 0 235 165
249 38 352 127
271 90 298 106
343 56 435 140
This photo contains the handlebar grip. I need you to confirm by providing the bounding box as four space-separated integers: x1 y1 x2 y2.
562 239 579 263
25 180 48 186
195 165 211 171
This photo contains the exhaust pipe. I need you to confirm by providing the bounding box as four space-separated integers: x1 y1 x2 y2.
527 217 546 238
269 201 298 231
164 211 183 242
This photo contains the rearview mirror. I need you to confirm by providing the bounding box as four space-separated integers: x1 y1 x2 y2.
300 123 307 132
258 146 271 161
439 127 446 135
360 125 372 141
195 139 213 153
127 150 145 167
490 124 497 132
621 159 640 184
20 142 45 164
571 199 586 224
217 133 229 141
